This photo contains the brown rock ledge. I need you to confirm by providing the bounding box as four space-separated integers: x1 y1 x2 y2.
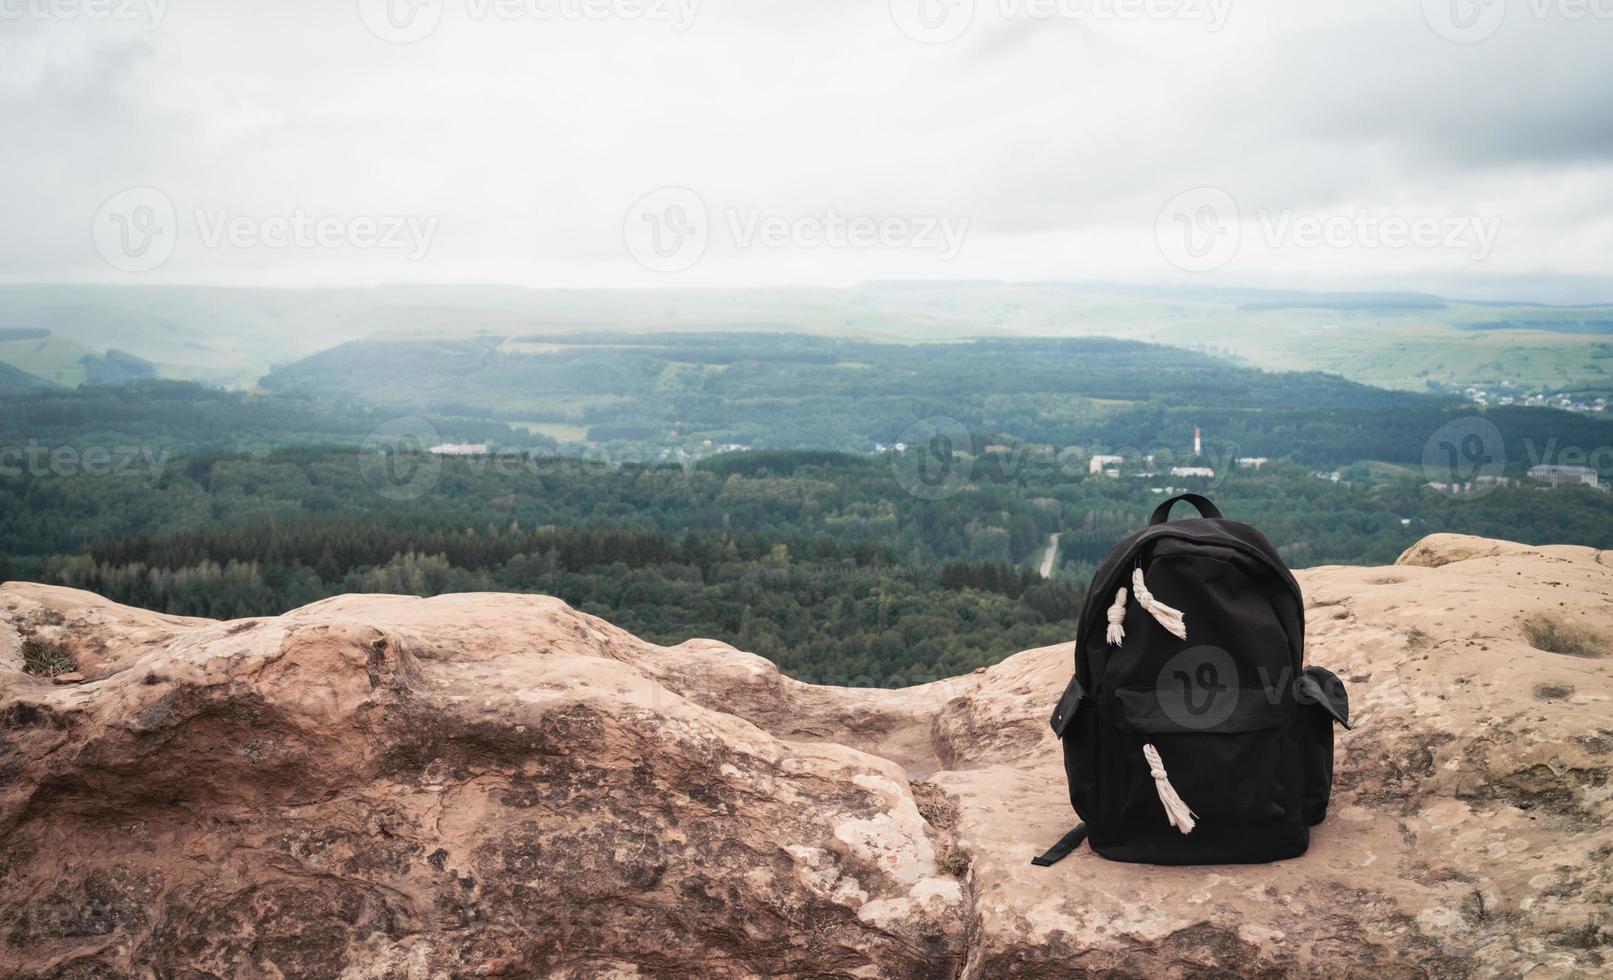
1 533 1609 977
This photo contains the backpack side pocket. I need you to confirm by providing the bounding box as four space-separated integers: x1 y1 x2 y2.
1297 666 1350 826
1051 674 1100 823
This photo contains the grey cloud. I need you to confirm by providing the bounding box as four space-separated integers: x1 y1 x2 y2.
0 0 1608 298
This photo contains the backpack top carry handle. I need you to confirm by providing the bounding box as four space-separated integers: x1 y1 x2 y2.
1149 492 1222 525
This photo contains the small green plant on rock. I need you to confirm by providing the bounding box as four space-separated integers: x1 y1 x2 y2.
1521 616 1607 659
912 780 970 877
21 636 78 677
935 846 970 878
911 780 958 830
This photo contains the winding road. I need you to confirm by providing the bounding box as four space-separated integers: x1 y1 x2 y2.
1038 532 1060 578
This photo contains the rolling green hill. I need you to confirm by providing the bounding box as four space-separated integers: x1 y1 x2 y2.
0 379 556 459
259 332 1613 474
0 330 157 387
5 283 1611 398
0 361 53 393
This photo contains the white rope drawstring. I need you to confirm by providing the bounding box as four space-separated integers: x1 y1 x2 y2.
1105 587 1127 646
1131 567 1186 640
1143 743 1197 834
1107 567 1194 833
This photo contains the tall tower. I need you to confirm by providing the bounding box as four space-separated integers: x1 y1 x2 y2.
1194 426 1202 457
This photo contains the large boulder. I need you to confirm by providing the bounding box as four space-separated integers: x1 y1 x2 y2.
1 535 1609 977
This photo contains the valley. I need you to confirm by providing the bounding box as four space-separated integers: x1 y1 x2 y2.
3 286 1611 684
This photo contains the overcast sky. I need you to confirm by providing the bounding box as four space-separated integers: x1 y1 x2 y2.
3 0 1611 301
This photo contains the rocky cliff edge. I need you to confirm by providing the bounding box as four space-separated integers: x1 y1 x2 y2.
1 534 1610 977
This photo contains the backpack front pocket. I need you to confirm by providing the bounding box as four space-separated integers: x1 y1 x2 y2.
1105 687 1288 826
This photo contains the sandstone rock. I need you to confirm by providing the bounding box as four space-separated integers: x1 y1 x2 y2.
1394 532 1544 568
46 673 83 685
1 535 1609 977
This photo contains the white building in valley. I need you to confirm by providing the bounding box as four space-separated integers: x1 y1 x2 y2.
1089 454 1124 476
1528 464 1599 488
428 443 489 456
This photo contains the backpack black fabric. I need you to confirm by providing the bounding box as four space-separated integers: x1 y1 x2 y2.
1034 493 1351 867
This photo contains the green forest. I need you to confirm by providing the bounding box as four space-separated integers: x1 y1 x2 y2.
5 335 1613 684
5 379 1611 684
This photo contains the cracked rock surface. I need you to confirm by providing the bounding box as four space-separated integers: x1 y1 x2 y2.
1 533 1609 977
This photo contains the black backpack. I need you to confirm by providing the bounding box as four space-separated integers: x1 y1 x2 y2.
1034 494 1351 867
